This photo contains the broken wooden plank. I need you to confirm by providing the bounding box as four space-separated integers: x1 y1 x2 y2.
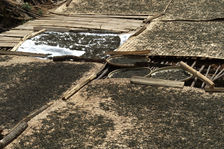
0 51 48 58
179 61 215 88
0 122 28 149
106 50 150 56
47 13 147 20
130 76 184 88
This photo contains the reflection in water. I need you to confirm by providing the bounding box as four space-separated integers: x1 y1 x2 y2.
18 31 129 58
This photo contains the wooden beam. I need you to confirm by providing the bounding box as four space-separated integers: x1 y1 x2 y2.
0 51 48 58
179 61 215 88
106 50 150 56
205 87 224 92
130 76 184 88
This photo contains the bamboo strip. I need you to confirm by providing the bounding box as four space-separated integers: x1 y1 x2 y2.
179 61 214 88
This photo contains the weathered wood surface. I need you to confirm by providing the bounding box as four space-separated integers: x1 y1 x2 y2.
107 50 150 56
52 55 105 63
0 14 145 49
179 61 215 88
0 43 17 47
130 76 185 88
205 87 224 92
0 50 48 58
11 29 46 51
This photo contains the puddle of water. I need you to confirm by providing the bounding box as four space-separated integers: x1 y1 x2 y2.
18 31 131 58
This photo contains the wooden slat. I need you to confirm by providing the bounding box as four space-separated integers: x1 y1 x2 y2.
0 37 21 41
46 14 147 20
11 29 46 51
30 19 141 28
0 51 48 58
0 43 16 47
38 16 143 24
205 87 224 92
130 76 185 88
31 24 129 32
107 50 150 56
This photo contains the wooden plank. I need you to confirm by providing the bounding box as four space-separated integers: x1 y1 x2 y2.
31 19 141 28
0 37 21 41
38 16 143 24
205 87 224 92
107 50 150 56
31 24 129 33
46 14 147 20
179 61 215 88
0 30 33 35
0 43 16 47
130 76 185 88
0 40 20 43
0 51 48 58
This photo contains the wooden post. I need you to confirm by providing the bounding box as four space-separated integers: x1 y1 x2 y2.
179 61 215 88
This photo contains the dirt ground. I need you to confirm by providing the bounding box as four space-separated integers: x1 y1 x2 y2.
9 79 224 148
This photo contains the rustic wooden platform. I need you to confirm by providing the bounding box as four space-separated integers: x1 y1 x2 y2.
0 14 146 49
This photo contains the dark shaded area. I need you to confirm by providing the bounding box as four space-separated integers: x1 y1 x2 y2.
0 62 92 129
86 82 224 148
33 32 120 58
15 103 114 149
